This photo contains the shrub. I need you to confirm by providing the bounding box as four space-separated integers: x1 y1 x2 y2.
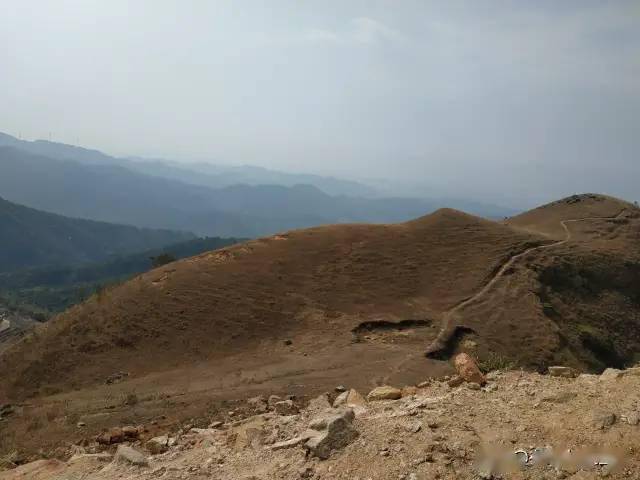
478 352 517 373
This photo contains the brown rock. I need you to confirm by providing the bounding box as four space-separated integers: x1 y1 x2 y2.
453 353 486 385
367 386 402 401
345 389 367 407
97 427 124 445
122 425 140 439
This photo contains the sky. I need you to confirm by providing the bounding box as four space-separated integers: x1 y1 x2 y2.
1 0 639 207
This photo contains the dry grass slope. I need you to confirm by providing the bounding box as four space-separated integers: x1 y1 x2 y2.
1 194 640 462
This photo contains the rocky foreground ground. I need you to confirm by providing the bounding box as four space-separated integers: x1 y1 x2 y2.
2 358 640 480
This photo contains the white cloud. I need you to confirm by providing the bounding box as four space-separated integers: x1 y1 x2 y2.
304 17 407 46
351 17 406 44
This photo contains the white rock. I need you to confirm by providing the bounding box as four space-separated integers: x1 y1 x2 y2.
114 445 148 467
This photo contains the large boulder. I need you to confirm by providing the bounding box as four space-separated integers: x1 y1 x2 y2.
304 409 358 459
453 353 486 385
367 386 402 401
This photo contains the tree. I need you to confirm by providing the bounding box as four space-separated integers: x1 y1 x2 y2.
149 253 176 268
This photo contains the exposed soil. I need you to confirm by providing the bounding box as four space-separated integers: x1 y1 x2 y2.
4 368 640 479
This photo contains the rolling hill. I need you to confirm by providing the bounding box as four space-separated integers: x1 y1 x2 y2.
0 196 193 272
1 193 640 461
0 203 549 400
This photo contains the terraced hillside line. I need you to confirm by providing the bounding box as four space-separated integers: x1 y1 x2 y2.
424 209 629 358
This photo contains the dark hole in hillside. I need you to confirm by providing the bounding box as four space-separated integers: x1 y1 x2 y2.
580 332 626 370
425 326 477 360
352 319 430 335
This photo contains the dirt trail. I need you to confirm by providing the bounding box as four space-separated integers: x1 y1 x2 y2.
422 209 628 359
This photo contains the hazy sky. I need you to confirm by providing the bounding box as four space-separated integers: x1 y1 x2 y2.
1 1 639 206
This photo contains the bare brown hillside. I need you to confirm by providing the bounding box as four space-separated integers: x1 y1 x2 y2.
2 194 640 462
0 208 544 401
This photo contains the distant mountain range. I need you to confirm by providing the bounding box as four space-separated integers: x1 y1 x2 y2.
0 131 378 197
0 132 517 237
0 195 192 272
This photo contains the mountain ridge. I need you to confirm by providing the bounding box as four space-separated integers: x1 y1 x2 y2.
0 196 193 272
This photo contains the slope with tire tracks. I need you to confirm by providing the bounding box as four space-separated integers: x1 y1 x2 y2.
423 209 629 359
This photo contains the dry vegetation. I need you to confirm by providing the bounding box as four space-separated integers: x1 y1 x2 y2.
1 194 640 467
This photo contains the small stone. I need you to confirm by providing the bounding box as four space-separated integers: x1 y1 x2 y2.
298 466 314 478
333 391 349 408
548 366 577 378
405 421 422 433
447 376 464 388
209 421 223 428
467 382 481 391
600 368 624 381
247 395 269 413
367 386 402 401
623 412 640 425
540 391 577 404
274 400 299 415
146 435 169 455
593 411 616 429
335 385 346 393
284 339 293 346
114 445 148 466
76 422 86 428
271 434 314 451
